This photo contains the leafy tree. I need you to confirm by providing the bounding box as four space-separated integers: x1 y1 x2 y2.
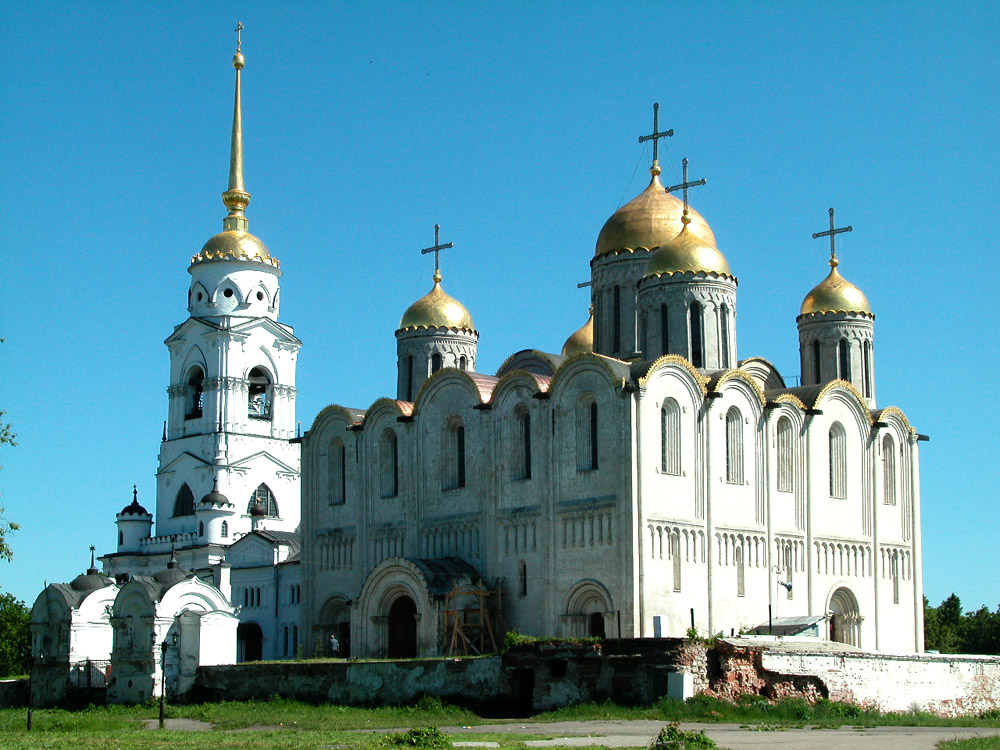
0 592 29 677
0 406 16 561
925 594 1000 656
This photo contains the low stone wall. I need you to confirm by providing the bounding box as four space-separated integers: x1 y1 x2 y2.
703 639 1000 717
760 647 1000 716
0 679 29 708
192 657 501 711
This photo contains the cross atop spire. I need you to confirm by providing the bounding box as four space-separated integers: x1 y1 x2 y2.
812 207 852 267
420 224 454 283
665 158 707 226
638 103 673 176
89 545 96 569
235 21 244 52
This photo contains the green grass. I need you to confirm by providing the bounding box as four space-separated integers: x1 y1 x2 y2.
1 695 999 749
940 740 1000 750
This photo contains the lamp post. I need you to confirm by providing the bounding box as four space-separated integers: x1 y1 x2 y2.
158 632 178 730
27 650 41 731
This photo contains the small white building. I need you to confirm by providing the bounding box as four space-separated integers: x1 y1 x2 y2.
29 564 117 706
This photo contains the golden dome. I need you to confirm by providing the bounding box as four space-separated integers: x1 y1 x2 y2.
595 172 717 258
644 225 732 278
561 310 594 357
399 275 475 332
192 230 278 267
800 260 871 316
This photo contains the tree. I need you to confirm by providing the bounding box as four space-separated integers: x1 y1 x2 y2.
0 407 16 561
0 592 29 677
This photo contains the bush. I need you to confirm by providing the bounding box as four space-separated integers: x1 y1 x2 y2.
378 727 450 749
652 723 718 750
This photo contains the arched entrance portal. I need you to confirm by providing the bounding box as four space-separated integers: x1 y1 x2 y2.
588 612 606 638
828 587 861 647
387 596 417 658
237 622 264 662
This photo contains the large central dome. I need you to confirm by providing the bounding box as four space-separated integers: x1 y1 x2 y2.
595 172 717 257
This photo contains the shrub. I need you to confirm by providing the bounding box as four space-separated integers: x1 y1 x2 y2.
652 723 718 750
378 727 450 749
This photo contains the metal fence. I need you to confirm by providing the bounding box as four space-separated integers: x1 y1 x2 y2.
69 659 111 689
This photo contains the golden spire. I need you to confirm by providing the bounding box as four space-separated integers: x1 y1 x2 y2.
222 22 250 232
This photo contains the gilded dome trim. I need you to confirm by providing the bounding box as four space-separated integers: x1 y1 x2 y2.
799 264 871 317
709 369 767 408
192 230 279 267
639 268 739 285
636 354 710 395
398 279 476 332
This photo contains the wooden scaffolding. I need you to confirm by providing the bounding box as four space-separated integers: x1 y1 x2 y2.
442 579 503 656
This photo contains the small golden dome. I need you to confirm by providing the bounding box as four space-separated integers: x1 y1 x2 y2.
561 310 594 357
399 275 475 332
192 230 278 267
644 225 732 278
595 172 717 258
800 260 871 316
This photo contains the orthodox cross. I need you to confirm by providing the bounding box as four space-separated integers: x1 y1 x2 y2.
812 207 852 264
637 103 673 168
665 158 707 225
89 545 96 569
420 224 454 281
235 21 244 51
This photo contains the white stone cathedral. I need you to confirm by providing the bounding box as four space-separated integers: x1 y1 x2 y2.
299 123 924 657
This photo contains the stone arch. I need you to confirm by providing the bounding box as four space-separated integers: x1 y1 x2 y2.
827 586 861 647
317 594 352 658
562 579 614 638
353 557 437 658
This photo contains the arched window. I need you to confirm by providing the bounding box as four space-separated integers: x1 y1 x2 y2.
838 339 850 381
243 589 249 608
863 340 872 397
720 304 730 366
512 408 532 481
431 352 442 373
690 302 704 368
443 420 466 490
199 521 205 536
221 520 229 538
186 367 204 420
612 285 622 354
660 399 681 475
283 626 289 656
812 340 821 384
576 398 599 471
725 408 744 484
736 544 745 597
517 561 527 597
882 434 896 505
829 422 847 498
776 417 794 492
292 625 298 654
248 483 278 516
660 304 669 356
671 531 682 592
173 484 194 516
248 367 272 420
329 439 346 505
118 530 123 545
459 355 468 371
381 429 399 498
405 355 414 401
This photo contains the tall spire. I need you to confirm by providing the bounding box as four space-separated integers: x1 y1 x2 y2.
222 22 250 232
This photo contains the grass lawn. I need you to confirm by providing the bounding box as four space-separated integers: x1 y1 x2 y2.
1 695 999 749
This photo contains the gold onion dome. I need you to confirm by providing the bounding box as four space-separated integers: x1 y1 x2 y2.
644 225 732 278
800 259 872 316
561 309 594 357
197 230 274 264
595 170 717 258
399 273 476 332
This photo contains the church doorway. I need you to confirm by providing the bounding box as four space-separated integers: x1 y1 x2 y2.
336 621 351 658
588 612 606 638
387 596 418 658
828 587 861 647
237 622 264 662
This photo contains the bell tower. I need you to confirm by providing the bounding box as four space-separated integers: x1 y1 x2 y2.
155 26 302 548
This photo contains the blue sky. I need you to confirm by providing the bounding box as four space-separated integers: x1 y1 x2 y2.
1 2 998 616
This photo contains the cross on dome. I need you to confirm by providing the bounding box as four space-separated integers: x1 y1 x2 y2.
812 207 853 267
420 224 455 283
638 102 673 175
235 21 244 52
665 158 707 226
